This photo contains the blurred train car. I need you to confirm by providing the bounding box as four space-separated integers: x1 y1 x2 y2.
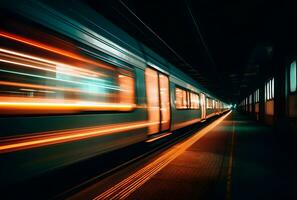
0 1 229 186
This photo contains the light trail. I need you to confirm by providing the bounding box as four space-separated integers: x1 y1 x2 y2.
0 96 135 114
93 111 231 200
0 68 120 91
0 31 115 71
0 81 109 95
0 48 106 78
0 120 157 154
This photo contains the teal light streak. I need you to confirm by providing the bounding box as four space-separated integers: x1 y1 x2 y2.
0 69 120 91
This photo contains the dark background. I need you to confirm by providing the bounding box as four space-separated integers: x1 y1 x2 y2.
86 0 297 103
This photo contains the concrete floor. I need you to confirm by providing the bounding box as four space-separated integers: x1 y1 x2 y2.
126 111 297 199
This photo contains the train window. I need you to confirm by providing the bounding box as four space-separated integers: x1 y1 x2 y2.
206 97 213 109
187 91 191 108
175 87 188 109
190 92 199 109
290 60 297 92
0 28 136 114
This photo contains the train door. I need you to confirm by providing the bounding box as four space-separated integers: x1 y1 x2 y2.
200 93 206 119
159 74 170 131
145 68 170 135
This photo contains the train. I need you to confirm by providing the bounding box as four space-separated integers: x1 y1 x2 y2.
0 1 229 186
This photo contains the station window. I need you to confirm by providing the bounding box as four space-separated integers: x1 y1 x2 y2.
264 78 274 101
254 89 259 103
256 89 260 103
290 60 297 92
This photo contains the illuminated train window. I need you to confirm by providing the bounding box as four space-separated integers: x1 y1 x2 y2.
290 60 297 92
0 29 135 114
206 97 213 109
175 87 200 110
190 92 200 109
264 78 274 101
175 87 188 109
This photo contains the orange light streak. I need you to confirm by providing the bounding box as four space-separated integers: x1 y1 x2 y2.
0 97 135 114
0 120 159 154
0 80 114 97
93 111 232 200
0 48 105 78
145 132 172 143
0 31 114 71
0 80 89 94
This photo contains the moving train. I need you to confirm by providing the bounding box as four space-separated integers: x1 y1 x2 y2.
0 1 229 186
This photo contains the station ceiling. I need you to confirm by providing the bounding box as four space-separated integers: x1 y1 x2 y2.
87 0 296 103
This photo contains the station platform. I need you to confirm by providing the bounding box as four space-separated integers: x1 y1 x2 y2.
71 111 297 199
123 111 296 200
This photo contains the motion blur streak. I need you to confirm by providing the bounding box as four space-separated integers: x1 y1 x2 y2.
145 132 172 143
0 48 106 78
0 31 114 70
0 97 136 114
94 111 231 200
0 31 136 114
0 121 158 154
0 81 105 95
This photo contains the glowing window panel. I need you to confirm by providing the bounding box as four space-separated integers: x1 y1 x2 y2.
272 78 274 98
145 68 160 134
206 98 212 109
290 60 297 92
175 87 188 109
190 92 199 109
159 74 170 131
267 81 271 99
